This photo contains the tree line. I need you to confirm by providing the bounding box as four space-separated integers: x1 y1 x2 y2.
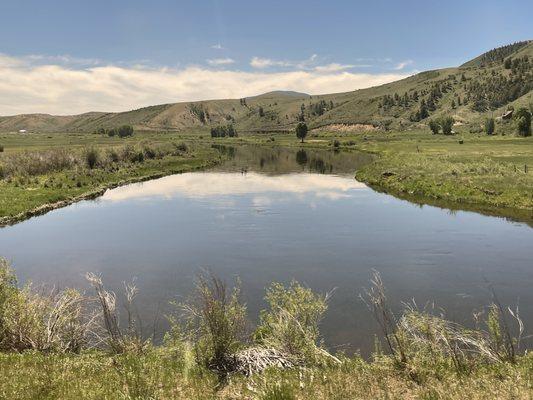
95 125 134 138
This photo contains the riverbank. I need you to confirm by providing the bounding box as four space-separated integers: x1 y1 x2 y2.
1 129 532 226
0 132 225 226
226 130 533 224
0 259 530 400
1 350 530 399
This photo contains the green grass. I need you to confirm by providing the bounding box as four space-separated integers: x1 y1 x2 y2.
352 131 533 221
0 347 530 399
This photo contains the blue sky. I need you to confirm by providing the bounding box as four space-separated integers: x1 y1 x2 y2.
0 0 531 114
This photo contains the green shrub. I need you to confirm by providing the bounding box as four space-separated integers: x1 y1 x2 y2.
0 144 4 152
254 281 328 363
441 116 455 135
107 149 120 163
210 124 237 138
84 148 99 169
181 273 247 372
428 120 440 135
143 146 157 159
0 259 88 352
515 107 532 136
174 142 188 152
485 118 495 135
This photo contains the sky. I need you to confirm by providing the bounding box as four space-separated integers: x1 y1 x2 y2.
0 0 531 115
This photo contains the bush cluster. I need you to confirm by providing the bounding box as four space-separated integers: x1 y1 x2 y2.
96 125 134 138
210 124 237 138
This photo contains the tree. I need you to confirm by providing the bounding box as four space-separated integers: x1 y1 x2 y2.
515 107 532 137
295 122 308 143
418 100 429 120
428 120 440 134
258 106 265 117
441 116 454 135
485 118 495 135
117 125 134 138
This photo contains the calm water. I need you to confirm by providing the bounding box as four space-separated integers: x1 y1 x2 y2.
1 146 532 354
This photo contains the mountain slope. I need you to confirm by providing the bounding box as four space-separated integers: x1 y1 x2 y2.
0 41 531 133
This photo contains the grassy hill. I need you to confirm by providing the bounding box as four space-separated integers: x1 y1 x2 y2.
0 41 531 134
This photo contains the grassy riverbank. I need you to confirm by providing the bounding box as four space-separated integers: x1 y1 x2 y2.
0 350 530 399
0 260 531 400
0 131 224 225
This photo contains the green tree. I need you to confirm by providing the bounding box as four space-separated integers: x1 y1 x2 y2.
258 106 265 117
515 107 532 137
485 118 495 135
295 122 308 143
428 120 440 135
441 116 455 135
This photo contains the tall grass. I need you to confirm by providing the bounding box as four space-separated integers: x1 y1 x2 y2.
0 142 190 180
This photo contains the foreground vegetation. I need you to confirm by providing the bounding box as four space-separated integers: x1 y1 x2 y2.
0 259 530 399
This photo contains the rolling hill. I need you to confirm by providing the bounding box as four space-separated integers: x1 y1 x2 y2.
0 40 531 134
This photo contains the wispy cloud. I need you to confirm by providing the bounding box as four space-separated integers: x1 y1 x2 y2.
393 59 414 70
0 53 411 115
250 54 318 69
210 43 224 50
314 63 358 73
207 57 235 66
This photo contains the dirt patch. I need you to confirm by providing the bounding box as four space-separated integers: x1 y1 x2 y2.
313 124 379 133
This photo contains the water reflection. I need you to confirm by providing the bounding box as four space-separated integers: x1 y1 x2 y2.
102 172 366 203
211 145 373 175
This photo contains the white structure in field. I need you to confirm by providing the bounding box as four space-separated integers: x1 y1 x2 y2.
18 129 27 133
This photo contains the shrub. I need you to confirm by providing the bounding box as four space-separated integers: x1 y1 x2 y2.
254 281 329 363
0 144 4 152
210 125 237 138
181 273 247 373
143 146 157 159
84 148 100 169
117 125 134 138
515 107 532 136
0 259 90 353
485 118 495 135
428 120 440 135
86 273 147 354
333 139 340 148
107 149 120 163
175 142 188 152
441 116 455 135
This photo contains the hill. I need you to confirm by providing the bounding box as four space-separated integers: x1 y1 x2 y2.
0 41 531 133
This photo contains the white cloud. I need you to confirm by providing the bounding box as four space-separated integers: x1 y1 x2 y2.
250 54 318 69
211 44 224 50
207 57 235 66
314 63 355 73
102 172 367 202
393 59 414 70
0 53 411 115
250 56 291 69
